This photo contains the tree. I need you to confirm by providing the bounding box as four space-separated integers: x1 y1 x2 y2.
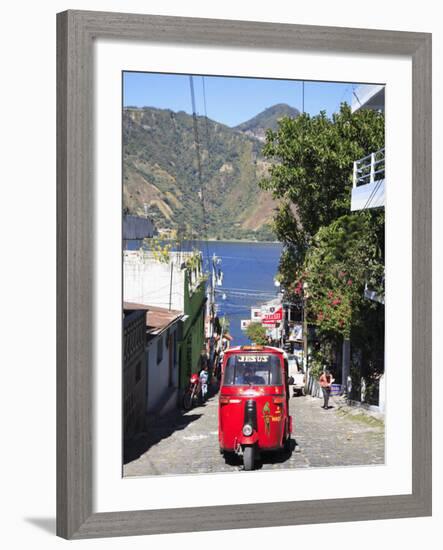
259 102 385 394
260 103 384 281
219 316 230 334
245 322 268 346
303 212 384 338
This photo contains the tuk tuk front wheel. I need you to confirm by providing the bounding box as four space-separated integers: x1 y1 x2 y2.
243 445 256 471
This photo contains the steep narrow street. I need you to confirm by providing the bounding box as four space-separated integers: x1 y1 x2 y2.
124 393 384 477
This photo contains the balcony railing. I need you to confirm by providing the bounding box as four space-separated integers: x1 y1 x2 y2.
353 148 385 188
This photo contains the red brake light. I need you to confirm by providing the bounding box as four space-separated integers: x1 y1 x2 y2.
220 396 241 405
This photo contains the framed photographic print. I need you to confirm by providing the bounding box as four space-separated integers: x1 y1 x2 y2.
57 10 432 539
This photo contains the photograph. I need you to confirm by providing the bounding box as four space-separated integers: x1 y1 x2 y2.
122 73 386 476
0 0 436 544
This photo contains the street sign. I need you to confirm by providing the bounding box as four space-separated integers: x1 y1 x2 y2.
289 323 303 341
261 305 283 325
250 307 262 321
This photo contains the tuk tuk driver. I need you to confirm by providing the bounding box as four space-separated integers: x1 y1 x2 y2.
238 366 264 385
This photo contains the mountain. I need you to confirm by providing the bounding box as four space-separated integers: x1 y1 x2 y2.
123 104 298 241
234 103 300 142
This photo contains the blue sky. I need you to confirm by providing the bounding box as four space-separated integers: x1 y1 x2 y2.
123 72 357 127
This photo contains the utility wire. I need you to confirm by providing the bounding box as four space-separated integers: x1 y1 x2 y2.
361 176 384 210
352 86 362 108
189 75 211 267
201 76 211 155
335 84 352 113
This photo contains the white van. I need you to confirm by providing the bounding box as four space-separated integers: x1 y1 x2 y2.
287 354 306 396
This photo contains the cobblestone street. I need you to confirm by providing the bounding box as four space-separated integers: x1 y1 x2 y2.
124 392 384 476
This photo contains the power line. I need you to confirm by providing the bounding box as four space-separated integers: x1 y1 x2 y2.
352 86 362 108
218 288 277 295
335 84 352 113
216 286 277 293
302 81 305 114
361 176 384 210
201 76 211 153
189 75 211 265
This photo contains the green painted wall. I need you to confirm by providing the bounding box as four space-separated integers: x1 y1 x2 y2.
179 269 207 389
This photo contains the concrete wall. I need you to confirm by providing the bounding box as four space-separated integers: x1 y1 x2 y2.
124 250 207 391
124 251 185 311
145 324 179 414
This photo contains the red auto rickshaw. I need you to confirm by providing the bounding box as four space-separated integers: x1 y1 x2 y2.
218 345 293 470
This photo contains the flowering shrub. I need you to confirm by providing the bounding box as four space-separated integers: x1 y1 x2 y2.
300 212 384 338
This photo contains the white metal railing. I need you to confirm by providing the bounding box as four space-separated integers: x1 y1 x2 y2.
353 148 385 188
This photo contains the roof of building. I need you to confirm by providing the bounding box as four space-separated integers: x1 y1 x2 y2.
123 215 157 240
124 302 182 335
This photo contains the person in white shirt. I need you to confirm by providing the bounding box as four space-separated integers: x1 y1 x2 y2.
199 365 209 401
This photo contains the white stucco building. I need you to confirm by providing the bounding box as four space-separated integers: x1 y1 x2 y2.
123 250 203 312
124 302 183 416
350 84 385 212
124 249 207 393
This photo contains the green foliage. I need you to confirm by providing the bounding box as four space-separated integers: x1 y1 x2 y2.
219 316 230 333
144 236 172 263
260 103 385 277
185 249 201 270
303 212 384 337
245 322 268 345
309 337 340 379
260 103 385 346
308 360 324 380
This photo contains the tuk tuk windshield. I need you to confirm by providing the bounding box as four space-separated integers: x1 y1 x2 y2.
223 354 283 386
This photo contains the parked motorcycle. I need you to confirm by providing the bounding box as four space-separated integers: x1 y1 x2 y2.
182 373 201 410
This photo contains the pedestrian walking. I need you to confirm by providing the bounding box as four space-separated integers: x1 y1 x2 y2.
319 369 334 409
199 364 209 401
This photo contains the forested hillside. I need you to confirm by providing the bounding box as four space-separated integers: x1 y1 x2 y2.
123 104 299 241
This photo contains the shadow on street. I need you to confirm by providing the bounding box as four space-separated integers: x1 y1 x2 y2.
124 408 203 465
254 438 297 469
222 438 298 470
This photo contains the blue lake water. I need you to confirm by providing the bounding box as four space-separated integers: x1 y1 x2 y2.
185 241 282 345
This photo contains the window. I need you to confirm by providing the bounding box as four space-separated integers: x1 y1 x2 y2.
223 354 283 386
157 335 163 364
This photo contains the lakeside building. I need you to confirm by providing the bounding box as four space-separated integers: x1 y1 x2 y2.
351 84 384 113
123 308 148 439
124 250 207 390
350 84 385 212
123 214 156 249
124 303 183 417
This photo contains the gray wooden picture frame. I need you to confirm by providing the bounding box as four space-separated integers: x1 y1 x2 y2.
57 10 432 540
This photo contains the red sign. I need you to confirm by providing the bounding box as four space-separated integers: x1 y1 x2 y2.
261 306 283 325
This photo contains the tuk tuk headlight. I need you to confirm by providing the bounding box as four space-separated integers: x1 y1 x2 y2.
242 424 253 436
